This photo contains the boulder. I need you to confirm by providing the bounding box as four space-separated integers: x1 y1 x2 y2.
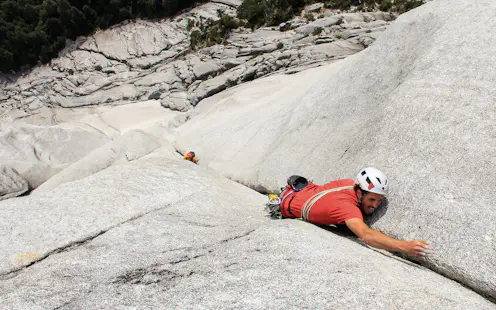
305 3 325 13
0 122 110 188
134 71 181 87
60 100 179 139
0 165 29 200
191 59 222 80
34 130 163 193
148 89 163 100
190 71 239 105
65 84 144 108
295 16 343 35
0 100 180 190
0 157 493 309
161 91 193 112
79 20 186 62
175 0 496 299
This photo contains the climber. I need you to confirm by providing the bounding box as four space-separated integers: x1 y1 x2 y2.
278 167 435 257
183 151 198 163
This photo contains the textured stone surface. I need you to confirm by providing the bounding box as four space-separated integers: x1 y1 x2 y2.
33 130 163 193
1 0 493 307
0 166 29 200
175 0 496 299
0 100 180 190
0 157 494 309
0 4 391 118
0 122 110 188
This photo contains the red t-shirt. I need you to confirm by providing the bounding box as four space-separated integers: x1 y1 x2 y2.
280 179 363 225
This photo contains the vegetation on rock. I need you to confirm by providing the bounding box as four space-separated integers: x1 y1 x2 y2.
327 0 425 12
238 0 307 29
238 0 425 28
0 0 425 73
0 0 205 73
189 10 241 50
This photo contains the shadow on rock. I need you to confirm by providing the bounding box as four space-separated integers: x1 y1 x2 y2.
364 196 389 226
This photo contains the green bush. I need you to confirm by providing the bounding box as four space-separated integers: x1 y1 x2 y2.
0 0 208 73
325 0 425 13
1 0 426 72
238 0 307 28
186 19 196 31
190 30 202 49
400 0 425 12
325 0 353 10
312 27 323 36
379 0 393 11
304 12 315 21
190 12 240 50
277 42 284 49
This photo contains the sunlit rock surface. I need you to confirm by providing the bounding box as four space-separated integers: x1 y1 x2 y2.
175 0 496 299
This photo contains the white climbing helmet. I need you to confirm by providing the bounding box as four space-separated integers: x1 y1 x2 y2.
355 167 389 195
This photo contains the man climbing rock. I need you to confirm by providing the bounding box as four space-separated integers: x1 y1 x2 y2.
279 167 435 257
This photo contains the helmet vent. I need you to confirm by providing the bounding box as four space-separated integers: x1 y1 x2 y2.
357 167 388 195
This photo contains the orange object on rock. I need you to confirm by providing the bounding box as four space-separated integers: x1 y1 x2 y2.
183 151 198 163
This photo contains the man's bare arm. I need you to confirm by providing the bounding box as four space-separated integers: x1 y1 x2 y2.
345 218 434 257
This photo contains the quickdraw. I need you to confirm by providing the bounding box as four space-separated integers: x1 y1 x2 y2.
265 193 283 219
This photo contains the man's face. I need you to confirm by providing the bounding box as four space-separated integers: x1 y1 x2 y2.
359 191 385 215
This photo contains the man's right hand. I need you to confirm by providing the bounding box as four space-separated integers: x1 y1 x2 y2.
401 240 435 257
345 218 436 257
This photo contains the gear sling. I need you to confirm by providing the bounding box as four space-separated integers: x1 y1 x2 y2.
273 175 354 221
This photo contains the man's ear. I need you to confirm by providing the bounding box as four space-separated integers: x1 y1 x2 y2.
356 188 363 202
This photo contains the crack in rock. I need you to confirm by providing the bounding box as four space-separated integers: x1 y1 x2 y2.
161 246 193 254
112 263 195 286
169 254 206 265
110 230 258 288
78 48 131 69
112 265 178 285
53 298 76 310
0 204 171 280
220 229 256 244
52 285 95 310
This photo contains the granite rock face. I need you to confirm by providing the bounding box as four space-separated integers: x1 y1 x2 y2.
0 157 494 309
0 100 181 190
175 0 496 299
0 166 29 200
0 2 394 190
0 121 110 188
0 3 392 119
33 129 163 193
0 0 494 307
